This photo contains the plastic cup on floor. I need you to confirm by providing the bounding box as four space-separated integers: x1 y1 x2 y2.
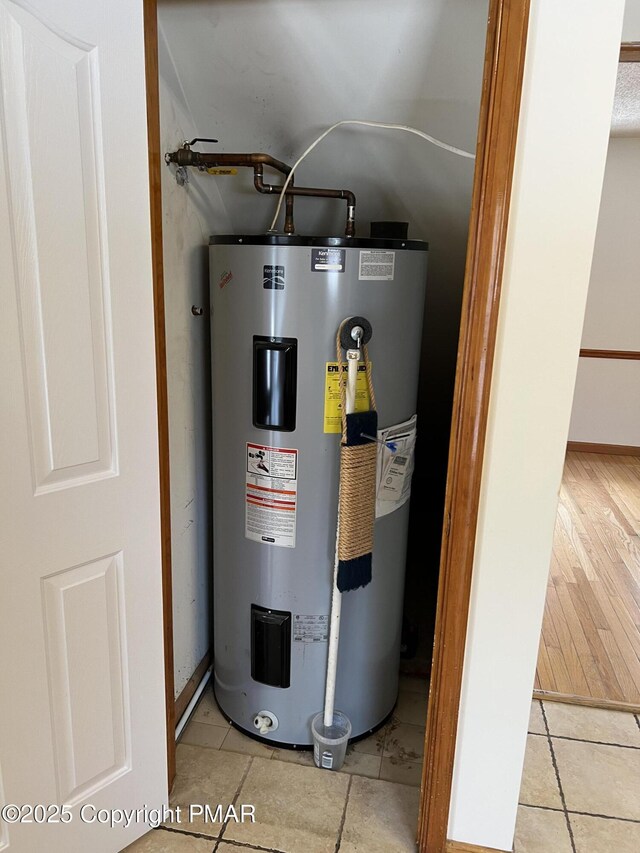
311 710 352 771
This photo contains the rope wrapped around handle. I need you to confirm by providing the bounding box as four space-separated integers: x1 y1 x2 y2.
335 320 378 591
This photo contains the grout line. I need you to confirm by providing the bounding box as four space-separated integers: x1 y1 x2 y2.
374 752 383 780
213 836 288 852
540 701 577 853
217 756 254 845
518 803 564 814
550 733 640 750
518 803 640 825
566 809 640 825
219 726 231 750
334 773 353 853
161 824 219 841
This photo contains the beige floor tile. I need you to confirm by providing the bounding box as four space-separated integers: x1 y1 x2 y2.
394 691 428 727
383 722 425 762
514 805 572 853
399 675 429 696
220 726 276 758
570 813 640 853
553 739 640 820
224 756 349 852
543 703 640 747
379 757 422 787
340 775 420 852
179 721 227 750
272 744 380 779
270 746 315 767
528 700 546 735
165 745 250 837
338 747 382 779
216 844 264 853
518 735 563 809
191 690 230 728
351 726 387 756
123 828 215 851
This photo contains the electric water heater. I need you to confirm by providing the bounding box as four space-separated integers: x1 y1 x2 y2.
210 234 427 746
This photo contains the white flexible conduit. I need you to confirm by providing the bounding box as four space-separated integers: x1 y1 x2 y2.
323 351 360 728
268 119 476 233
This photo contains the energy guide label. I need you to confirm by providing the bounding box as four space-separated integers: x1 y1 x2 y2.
323 362 371 433
246 443 298 548
293 614 329 643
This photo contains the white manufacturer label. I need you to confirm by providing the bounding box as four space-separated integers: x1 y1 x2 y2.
293 614 329 643
246 443 297 548
359 250 395 280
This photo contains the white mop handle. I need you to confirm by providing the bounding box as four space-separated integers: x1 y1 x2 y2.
323 351 360 728
345 350 359 413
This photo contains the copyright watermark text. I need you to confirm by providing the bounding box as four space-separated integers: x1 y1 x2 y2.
1 802 256 828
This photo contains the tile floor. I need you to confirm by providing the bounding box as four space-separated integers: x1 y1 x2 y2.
179 674 429 789
125 676 426 852
514 700 640 853
125 690 640 853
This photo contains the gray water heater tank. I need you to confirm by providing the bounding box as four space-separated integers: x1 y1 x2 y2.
210 234 428 746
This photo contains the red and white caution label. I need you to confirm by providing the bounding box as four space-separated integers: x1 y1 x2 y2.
246 443 298 548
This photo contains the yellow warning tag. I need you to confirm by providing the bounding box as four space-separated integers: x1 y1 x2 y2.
206 167 238 176
323 362 371 433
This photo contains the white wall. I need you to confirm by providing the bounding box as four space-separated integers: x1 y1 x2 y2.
568 137 640 446
623 0 640 39
447 1 625 850
568 0 640 447
570 359 640 445
159 22 231 697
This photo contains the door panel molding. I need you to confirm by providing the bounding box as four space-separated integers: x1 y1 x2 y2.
0 0 117 495
41 553 131 805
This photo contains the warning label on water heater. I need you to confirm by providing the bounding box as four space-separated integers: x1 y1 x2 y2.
246 443 298 548
359 250 395 280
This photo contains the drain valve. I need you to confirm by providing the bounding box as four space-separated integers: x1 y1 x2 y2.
253 710 278 735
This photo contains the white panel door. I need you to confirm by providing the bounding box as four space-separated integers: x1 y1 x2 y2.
0 0 167 851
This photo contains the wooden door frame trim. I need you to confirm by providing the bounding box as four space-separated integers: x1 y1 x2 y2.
143 0 176 790
418 1 531 850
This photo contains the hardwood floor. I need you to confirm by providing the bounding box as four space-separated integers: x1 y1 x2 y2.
534 451 640 706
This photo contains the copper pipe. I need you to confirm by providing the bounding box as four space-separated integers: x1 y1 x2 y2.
166 146 357 237
166 148 292 177
253 164 295 235
253 164 356 237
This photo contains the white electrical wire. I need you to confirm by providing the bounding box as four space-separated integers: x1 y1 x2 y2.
268 119 476 233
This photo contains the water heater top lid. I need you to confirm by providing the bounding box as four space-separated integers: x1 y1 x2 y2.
208 234 428 252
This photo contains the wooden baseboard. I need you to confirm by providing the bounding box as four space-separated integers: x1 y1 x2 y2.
579 348 640 360
447 841 512 853
533 689 640 715
567 441 640 457
620 42 640 62
174 650 211 724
